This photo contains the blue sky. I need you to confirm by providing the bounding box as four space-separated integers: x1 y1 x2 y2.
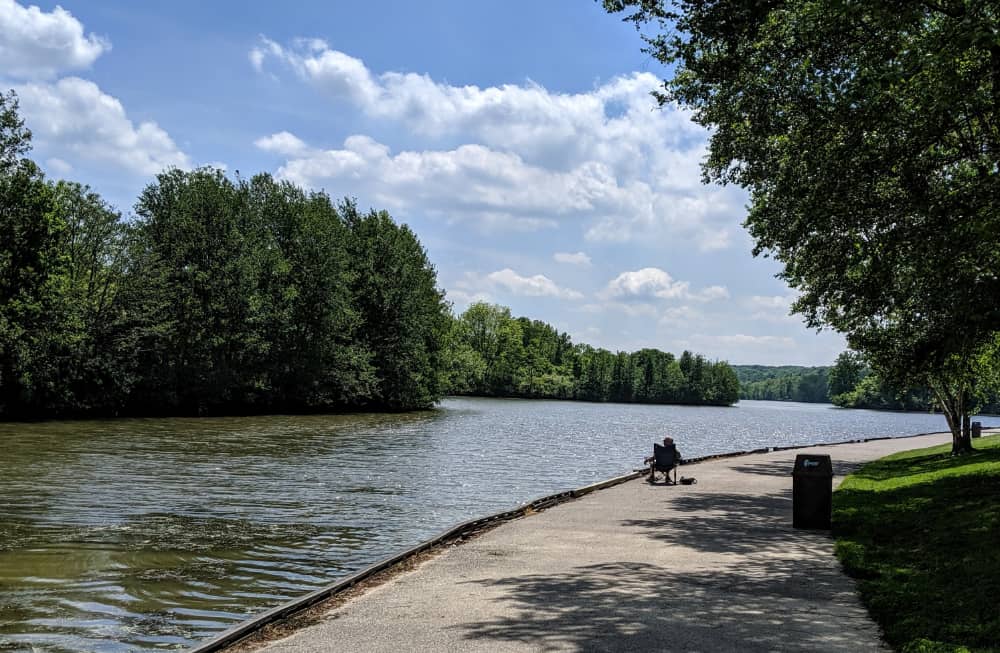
1 0 847 365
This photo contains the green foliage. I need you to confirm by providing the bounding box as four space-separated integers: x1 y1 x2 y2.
0 93 65 417
735 365 830 402
834 436 1000 652
828 351 867 399
833 374 934 412
0 90 30 173
0 93 451 417
342 201 449 409
449 302 739 406
605 0 1000 450
732 365 820 385
47 181 130 413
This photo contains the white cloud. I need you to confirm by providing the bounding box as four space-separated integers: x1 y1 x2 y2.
252 37 703 154
659 305 703 327
255 131 311 157
744 294 800 323
248 48 265 73
600 267 728 303
0 0 109 79
699 285 730 301
45 156 72 175
485 268 583 300
602 267 688 300
445 288 492 312
454 268 583 301
259 133 640 231
554 251 591 266
15 77 190 175
252 39 748 247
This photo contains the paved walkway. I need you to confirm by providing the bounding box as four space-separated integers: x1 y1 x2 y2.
255 432 956 652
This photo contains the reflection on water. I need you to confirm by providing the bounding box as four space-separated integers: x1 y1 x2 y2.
0 398 955 651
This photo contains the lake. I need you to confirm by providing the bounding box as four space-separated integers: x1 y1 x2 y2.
0 398 961 651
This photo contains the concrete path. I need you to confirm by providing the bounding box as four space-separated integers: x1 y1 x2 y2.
254 432 956 652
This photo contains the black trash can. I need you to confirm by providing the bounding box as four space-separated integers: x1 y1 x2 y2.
972 421 982 439
792 454 833 529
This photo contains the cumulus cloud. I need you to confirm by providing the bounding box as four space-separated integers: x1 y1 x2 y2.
554 251 592 266
454 268 583 301
259 132 639 231
251 37 704 153
251 39 747 247
0 0 109 79
486 268 583 300
255 130 311 157
0 2 190 179
15 77 191 175
600 267 728 303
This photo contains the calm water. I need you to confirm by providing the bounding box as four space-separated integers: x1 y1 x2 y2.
0 398 962 652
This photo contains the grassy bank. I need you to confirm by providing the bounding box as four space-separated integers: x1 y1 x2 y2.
833 436 1000 653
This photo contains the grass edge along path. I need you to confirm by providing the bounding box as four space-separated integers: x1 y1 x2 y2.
833 435 1000 653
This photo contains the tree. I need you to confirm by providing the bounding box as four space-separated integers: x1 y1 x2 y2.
0 91 67 416
607 0 1000 453
51 181 130 413
129 168 263 413
828 352 867 401
246 176 374 410
342 201 451 409
458 302 525 395
0 90 31 172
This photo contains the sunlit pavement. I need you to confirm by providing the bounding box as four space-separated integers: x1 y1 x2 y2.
252 431 971 652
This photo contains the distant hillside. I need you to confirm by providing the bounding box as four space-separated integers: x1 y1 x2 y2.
732 365 824 384
733 365 831 403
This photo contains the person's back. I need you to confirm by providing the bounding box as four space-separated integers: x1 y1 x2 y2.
648 436 680 484
655 442 677 464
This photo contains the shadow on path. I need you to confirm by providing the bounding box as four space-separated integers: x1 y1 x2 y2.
455 558 875 652
621 490 818 556
451 455 884 651
728 458 864 480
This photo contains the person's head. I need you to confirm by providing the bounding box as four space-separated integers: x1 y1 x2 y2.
663 436 673 445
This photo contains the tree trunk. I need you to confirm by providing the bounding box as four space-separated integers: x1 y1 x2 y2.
931 382 975 455
961 413 973 452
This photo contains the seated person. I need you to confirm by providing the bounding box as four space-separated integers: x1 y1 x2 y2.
644 436 681 484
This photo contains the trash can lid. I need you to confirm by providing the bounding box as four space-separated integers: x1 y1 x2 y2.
792 453 833 476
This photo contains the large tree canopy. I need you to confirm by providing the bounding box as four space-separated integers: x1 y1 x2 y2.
607 0 1000 451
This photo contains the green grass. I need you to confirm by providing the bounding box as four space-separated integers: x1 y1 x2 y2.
834 436 1000 653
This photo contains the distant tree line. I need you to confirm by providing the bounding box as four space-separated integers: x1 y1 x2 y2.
447 302 740 406
736 358 939 409
828 352 1000 414
0 91 449 418
735 365 830 403
737 353 1000 415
